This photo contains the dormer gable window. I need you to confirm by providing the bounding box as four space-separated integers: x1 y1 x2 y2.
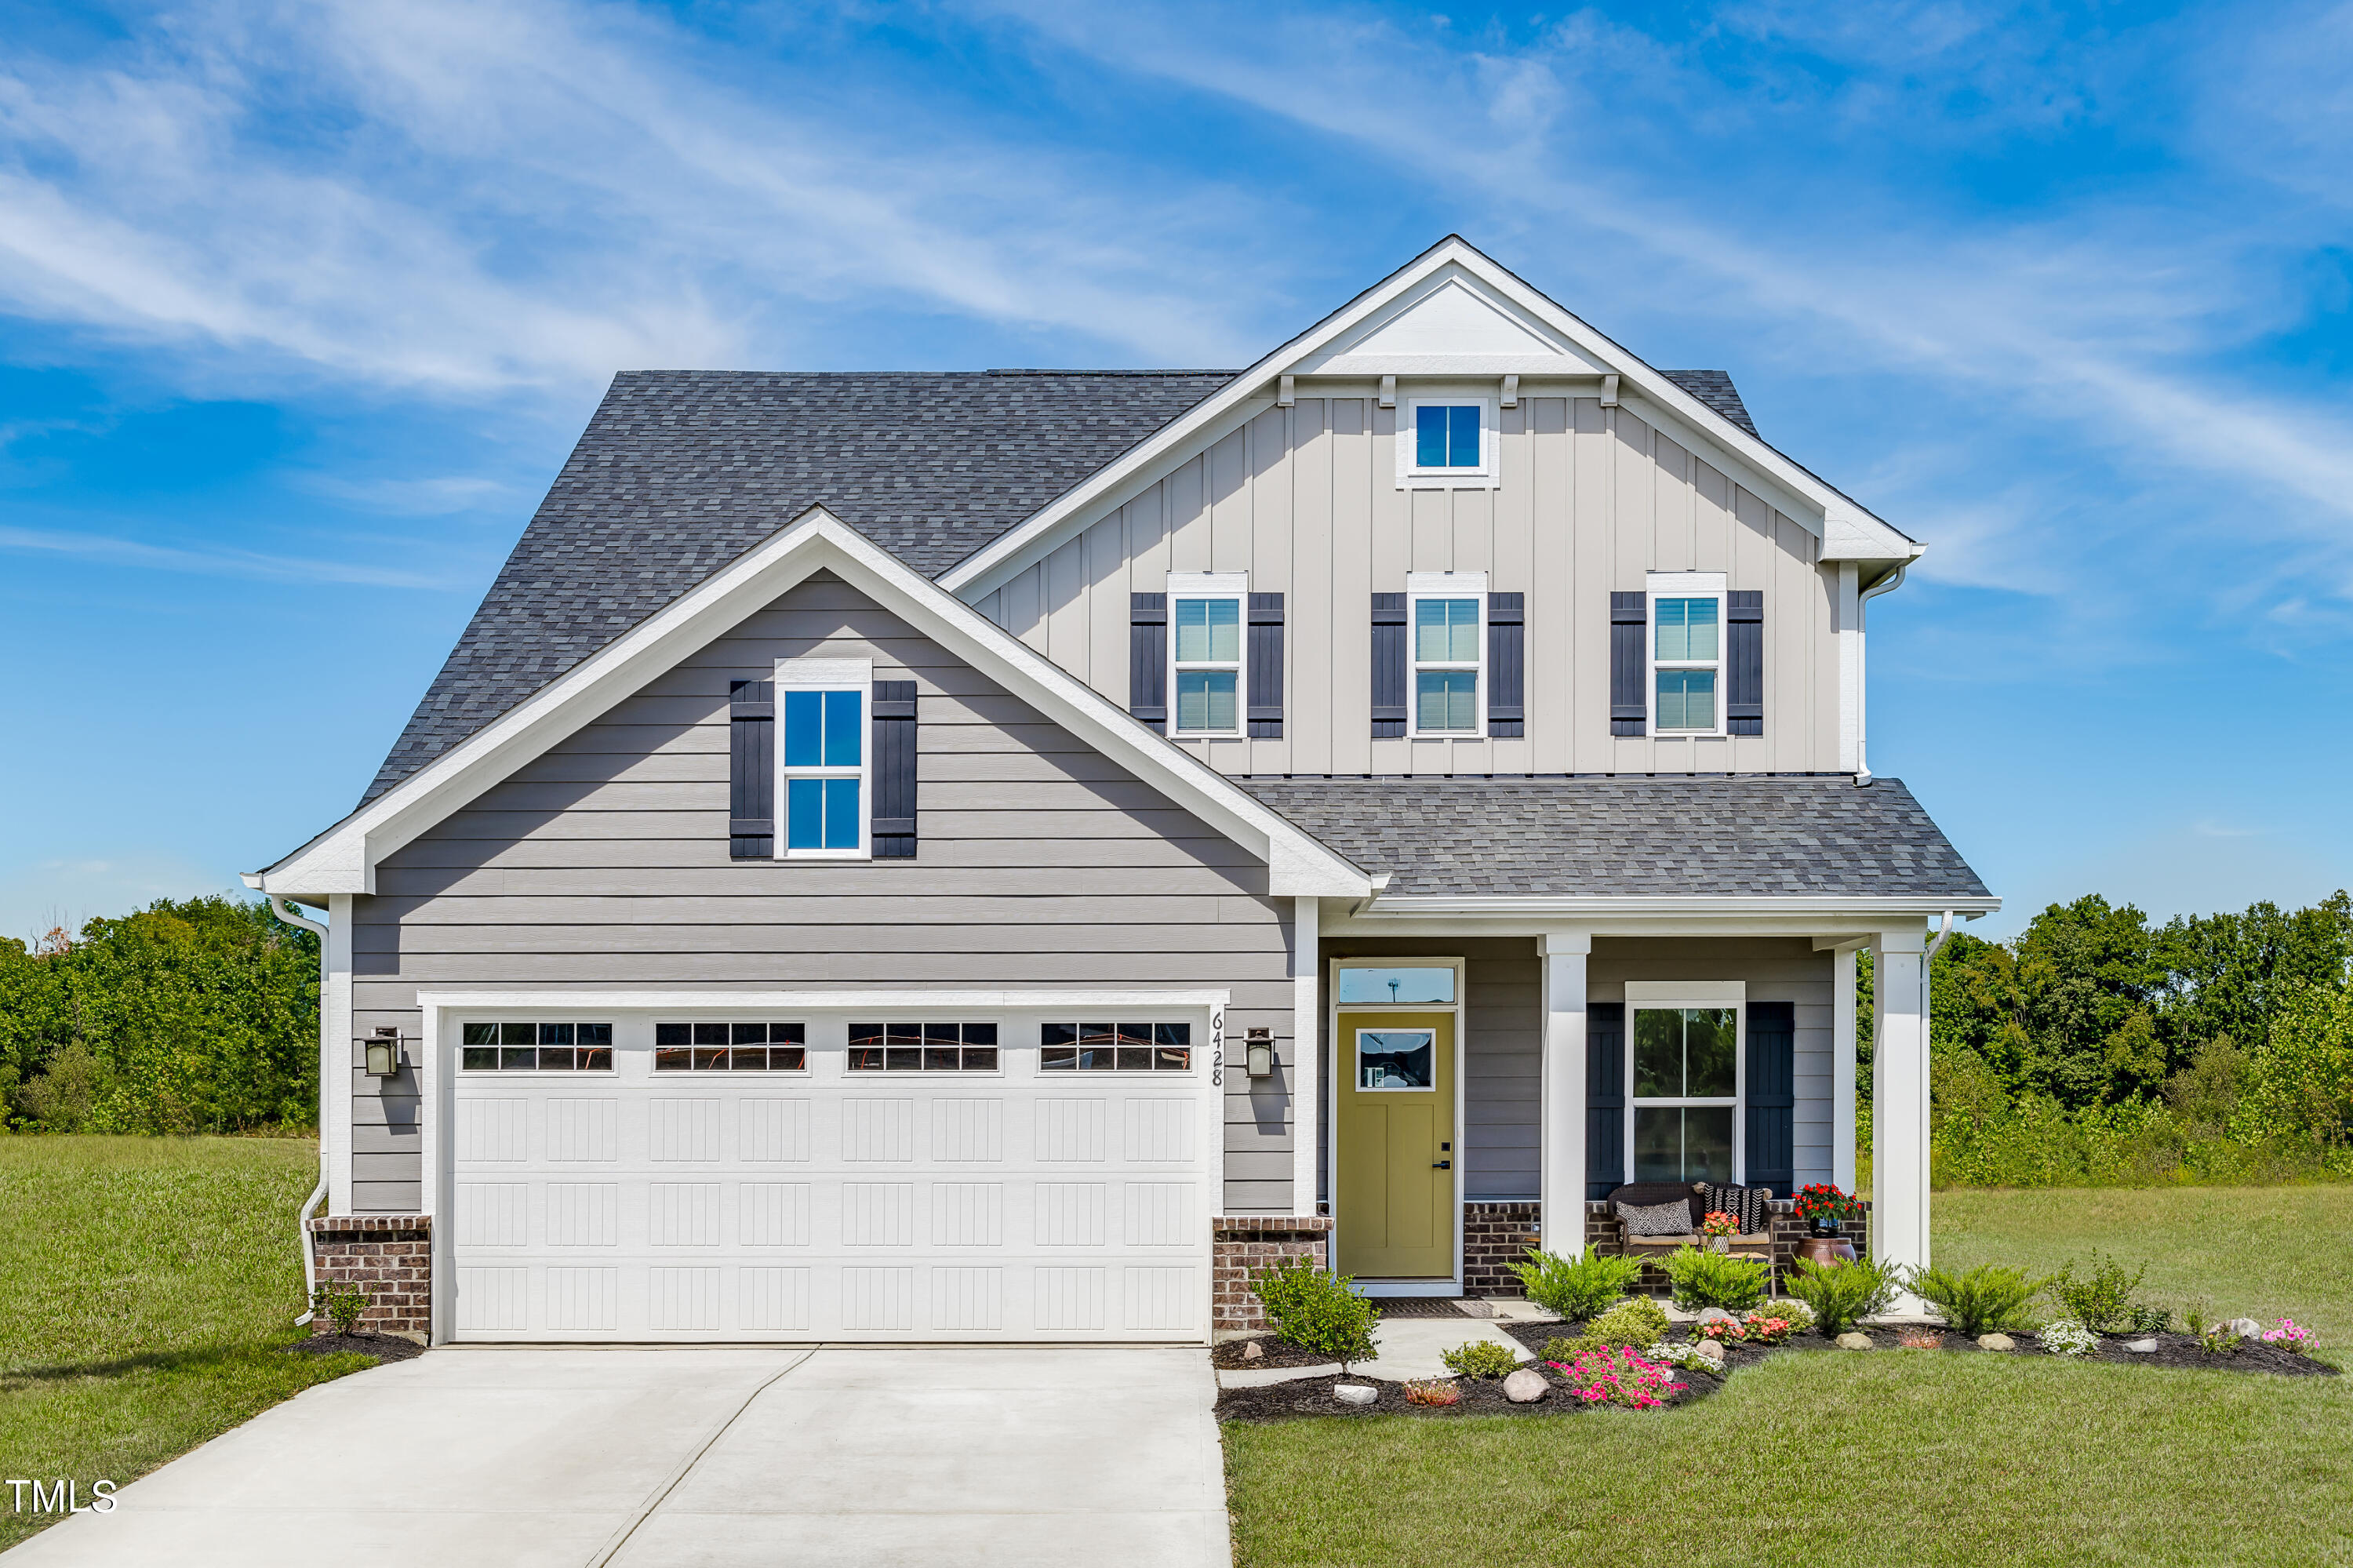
1396 395 1498 489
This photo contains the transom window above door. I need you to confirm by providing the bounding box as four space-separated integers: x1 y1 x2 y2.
1631 1003 1740 1184
1355 1028 1436 1090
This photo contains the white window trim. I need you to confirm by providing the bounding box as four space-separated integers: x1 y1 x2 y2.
1624 980 1747 1186
1165 571 1248 740
1395 395 1500 489
1646 571 1727 739
1406 569 1487 739
774 656 872 860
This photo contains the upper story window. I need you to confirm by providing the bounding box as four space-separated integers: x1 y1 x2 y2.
1407 571 1484 737
1396 397 1497 489
1648 574 1723 735
778 659 870 857
1167 572 1246 737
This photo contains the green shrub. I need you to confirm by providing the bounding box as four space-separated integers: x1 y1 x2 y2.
1439 1339 1520 1380
311 1281 371 1337
1506 1248 1646 1321
1660 1246 1770 1312
1249 1257 1381 1369
2047 1250 2144 1332
1584 1298 1671 1349
1785 1257 1902 1334
1911 1263 2046 1336
2126 1302 2173 1335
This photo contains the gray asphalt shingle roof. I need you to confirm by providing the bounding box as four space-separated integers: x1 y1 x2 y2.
1235 775 1989 899
365 366 1762 804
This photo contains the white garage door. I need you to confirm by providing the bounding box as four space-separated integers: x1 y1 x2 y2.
442 1014 1217 1342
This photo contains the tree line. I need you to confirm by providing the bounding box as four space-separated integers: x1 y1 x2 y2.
1863 892 2353 1184
0 895 318 1134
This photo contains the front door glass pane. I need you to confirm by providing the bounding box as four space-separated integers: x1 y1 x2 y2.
1356 1029 1435 1090
1336 966 1456 1005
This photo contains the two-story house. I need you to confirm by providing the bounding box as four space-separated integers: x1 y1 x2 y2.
248 237 1994 1344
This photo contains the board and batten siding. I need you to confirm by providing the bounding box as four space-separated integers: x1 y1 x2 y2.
1315 936 1833 1211
347 572 1297 1215
975 395 1838 775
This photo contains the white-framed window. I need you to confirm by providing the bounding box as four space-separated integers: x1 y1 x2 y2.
776 657 870 857
1166 572 1246 737
846 1022 999 1071
1648 572 1724 736
1407 570 1485 737
1355 1026 1438 1091
1039 1023 1194 1071
1395 395 1498 489
1626 983 1744 1184
460 1022 613 1071
654 1022 807 1071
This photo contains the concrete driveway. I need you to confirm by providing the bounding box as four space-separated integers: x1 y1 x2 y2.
6 1347 1230 1568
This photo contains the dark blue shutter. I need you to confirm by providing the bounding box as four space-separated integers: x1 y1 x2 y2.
1609 592 1647 737
1486 592 1524 737
1744 1001 1795 1195
1129 595 1167 732
1371 593 1407 737
1246 593 1284 738
728 679 774 860
871 681 917 858
1586 1002 1625 1200
1727 591 1763 737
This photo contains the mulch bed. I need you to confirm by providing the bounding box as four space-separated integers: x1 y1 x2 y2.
285 1333 426 1366
1212 1333 1344 1370
1218 1316 2333 1423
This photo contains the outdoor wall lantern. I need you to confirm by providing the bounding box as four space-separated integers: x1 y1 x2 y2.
362 1027 403 1079
1245 1028 1275 1079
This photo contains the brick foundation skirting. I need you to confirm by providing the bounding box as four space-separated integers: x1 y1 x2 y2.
1212 1215 1334 1332
308 1215 432 1340
1582 1198 1873 1295
1462 1202 1543 1297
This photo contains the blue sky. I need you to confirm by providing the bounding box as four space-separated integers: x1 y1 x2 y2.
2 0 2350 943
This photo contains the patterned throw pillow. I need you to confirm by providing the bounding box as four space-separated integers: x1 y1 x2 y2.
1619 1198 1694 1237
1704 1184 1769 1235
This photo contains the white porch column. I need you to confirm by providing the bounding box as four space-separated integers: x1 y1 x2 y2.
325 893 355 1214
1290 897 1321 1218
1871 925 1929 1284
1832 944 1860 1194
1537 933 1591 1257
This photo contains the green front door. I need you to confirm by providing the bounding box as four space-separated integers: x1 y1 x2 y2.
1336 1011 1456 1279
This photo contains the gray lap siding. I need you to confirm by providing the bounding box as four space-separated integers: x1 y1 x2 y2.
347 573 1296 1213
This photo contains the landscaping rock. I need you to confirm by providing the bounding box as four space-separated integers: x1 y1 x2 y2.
1503 1369 1548 1403
1240 1341 1265 1361
1694 1340 1727 1369
1977 1333 2017 1352
1836 1331 1873 1351
1333 1384 1378 1406
1697 1307 1739 1326
2126 1337 2159 1353
2228 1318 2264 1339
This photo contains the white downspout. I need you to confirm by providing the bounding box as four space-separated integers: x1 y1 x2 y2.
1855 562 1909 782
271 895 331 1325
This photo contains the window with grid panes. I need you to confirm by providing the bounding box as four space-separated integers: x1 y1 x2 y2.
846 1022 999 1071
653 1022 807 1071
1039 1023 1193 1071
460 1022 613 1071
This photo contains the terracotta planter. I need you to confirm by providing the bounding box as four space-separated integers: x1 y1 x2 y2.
1793 1236 1858 1271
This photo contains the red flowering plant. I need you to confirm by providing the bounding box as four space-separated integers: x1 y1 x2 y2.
1699 1211 1740 1239
1792 1183 1860 1234
1546 1346 1689 1409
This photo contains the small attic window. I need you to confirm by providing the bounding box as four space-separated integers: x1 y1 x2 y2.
1396 396 1498 489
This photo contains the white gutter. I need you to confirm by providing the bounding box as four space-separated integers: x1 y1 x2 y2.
1854 563 1909 782
269 894 330 1326
1351 893 1998 919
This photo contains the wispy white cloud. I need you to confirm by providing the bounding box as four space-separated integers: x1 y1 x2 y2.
0 522 454 587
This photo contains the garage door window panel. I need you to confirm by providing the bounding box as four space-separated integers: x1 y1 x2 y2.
1040 1023 1191 1071
655 1022 808 1071
848 1023 999 1071
461 1022 613 1072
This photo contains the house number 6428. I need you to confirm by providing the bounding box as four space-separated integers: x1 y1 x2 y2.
1210 1008 1224 1086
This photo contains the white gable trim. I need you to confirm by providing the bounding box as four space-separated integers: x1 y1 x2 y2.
940 237 1918 601
252 508 1371 901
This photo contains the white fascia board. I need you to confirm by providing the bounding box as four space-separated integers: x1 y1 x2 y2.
416 988 1235 1013
256 508 1369 901
940 237 1912 599
1363 894 2000 917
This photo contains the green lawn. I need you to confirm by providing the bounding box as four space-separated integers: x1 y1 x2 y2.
0 1136 377 1550
1226 1185 2353 1567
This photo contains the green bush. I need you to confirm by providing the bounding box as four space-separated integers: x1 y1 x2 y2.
1583 1298 1671 1350
2047 1250 2144 1332
1660 1246 1770 1312
1506 1248 1646 1321
1911 1263 2046 1336
1249 1257 1381 1369
2126 1302 2174 1334
1785 1257 1903 1334
1439 1339 1520 1380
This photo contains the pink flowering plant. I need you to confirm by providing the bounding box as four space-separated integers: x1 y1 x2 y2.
1695 1308 1801 1347
1546 1346 1689 1410
2262 1319 2315 1355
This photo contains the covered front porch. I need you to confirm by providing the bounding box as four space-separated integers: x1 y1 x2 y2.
1290 908 1959 1306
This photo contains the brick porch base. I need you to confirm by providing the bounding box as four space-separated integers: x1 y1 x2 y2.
1212 1215 1334 1332
307 1215 432 1341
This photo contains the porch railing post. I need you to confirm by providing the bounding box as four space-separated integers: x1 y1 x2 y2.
1538 932 1591 1258
1871 925 1930 1301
